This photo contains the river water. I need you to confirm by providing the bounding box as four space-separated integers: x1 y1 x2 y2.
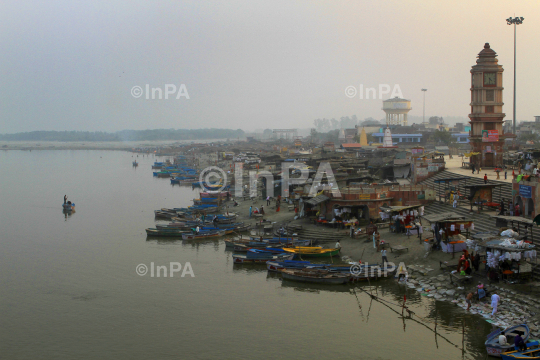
0 150 494 359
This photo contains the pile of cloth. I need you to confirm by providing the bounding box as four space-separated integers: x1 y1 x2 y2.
487 251 500 268
501 229 519 237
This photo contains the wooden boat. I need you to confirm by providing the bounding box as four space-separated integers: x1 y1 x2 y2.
266 260 382 282
266 239 312 246
501 342 540 359
145 228 189 237
282 246 341 258
225 239 262 248
200 191 230 199
267 260 313 272
232 243 285 252
281 268 349 284
62 203 74 211
181 230 225 240
232 250 294 264
154 211 177 219
486 324 530 357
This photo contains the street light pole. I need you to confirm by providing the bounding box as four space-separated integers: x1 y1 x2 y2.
422 89 427 125
507 16 524 136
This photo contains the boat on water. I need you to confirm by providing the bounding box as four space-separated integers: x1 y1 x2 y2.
281 268 349 285
181 230 225 240
501 342 540 359
267 260 313 272
485 324 530 357
62 202 75 212
200 191 230 199
225 238 311 250
266 260 382 282
145 228 189 237
154 210 177 219
232 249 294 264
282 246 341 258
200 224 250 234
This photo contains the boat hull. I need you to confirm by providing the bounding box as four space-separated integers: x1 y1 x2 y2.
281 269 349 284
181 231 224 240
232 254 294 264
486 324 530 358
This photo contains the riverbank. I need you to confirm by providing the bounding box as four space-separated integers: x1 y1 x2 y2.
0 139 230 151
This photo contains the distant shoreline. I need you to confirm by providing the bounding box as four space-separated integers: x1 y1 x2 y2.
0 139 231 151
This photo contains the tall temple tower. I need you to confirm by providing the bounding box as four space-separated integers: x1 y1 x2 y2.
469 43 506 167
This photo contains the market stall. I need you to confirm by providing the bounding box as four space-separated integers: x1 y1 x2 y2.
379 205 424 234
422 212 474 257
464 184 504 213
471 233 537 283
491 215 535 243
433 177 469 204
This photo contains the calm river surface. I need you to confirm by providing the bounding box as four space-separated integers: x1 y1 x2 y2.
0 150 493 359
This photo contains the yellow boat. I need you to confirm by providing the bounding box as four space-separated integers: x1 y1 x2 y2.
282 246 340 258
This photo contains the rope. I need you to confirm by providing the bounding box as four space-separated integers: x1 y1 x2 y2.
354 285 474 358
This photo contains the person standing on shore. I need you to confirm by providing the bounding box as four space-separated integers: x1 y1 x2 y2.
249 206 252 218
64 195 67 204
484 174 488 184
372 231 377 249
266 196 270 206
491 292 500 315
381 249 388 267
466 292 473 311
375 231 381 251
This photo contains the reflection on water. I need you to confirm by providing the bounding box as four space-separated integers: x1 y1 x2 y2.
62 209 76 221
0 150 495 360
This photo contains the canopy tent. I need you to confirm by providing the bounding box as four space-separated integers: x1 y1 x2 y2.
422 212 466 223
422 212 473 257
492 215 535 243
305 194 329 206
433 177 470 203
379 204 423 214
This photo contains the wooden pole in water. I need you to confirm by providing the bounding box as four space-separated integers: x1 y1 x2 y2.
462 318 465 358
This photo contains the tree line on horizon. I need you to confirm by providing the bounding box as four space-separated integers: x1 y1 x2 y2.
0 129 245 141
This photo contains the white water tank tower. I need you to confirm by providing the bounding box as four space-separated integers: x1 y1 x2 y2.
382 97 412 126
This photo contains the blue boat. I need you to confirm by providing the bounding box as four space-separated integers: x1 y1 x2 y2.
501 341 539 359
486 324 530 358
232 249 294 264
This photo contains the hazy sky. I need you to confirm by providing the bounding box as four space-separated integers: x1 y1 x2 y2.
1 0 538 133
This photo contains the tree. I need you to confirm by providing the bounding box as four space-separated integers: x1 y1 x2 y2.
429 116 444 125
326 130 339 142
518 132 539 143
432 130 455 145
